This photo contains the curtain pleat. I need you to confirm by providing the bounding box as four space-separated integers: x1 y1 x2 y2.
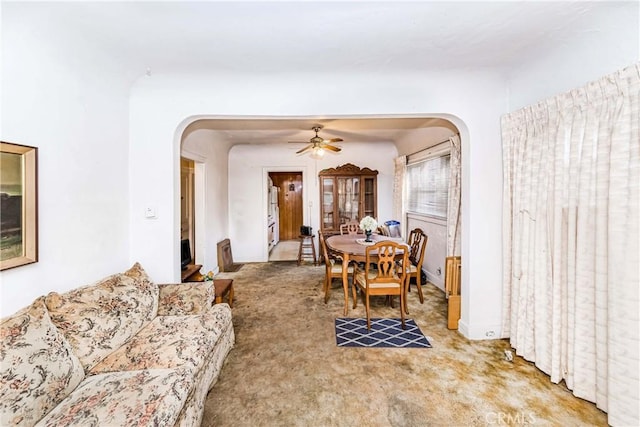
393 155 406 238
447 135 462 256
501 63 639 426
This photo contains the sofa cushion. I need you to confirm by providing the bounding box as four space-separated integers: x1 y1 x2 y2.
0 297 85 427
89 305 233 375
35 368 193 427
157 282 215 316
44 267 157 371
122 262 159 318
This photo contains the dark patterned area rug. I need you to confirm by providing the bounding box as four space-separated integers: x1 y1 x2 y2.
335 318 432 348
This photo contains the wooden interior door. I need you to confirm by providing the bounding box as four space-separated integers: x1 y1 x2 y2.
180 158 195 254
269 172 303 240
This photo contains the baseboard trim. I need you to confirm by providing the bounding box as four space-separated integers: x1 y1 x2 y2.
458 319 503 341
425 270 444 291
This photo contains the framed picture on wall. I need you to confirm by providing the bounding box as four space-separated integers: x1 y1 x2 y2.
1 141 38 270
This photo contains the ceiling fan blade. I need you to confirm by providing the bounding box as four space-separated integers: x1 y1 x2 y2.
288 141 309 144
325 138 343 143
296 145 313 154
323 144 341 152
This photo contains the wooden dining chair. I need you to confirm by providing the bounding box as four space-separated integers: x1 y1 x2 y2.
352 240 408 330
407 227 420 247
340 220 360 235
318 231 353 304
403 228 428 312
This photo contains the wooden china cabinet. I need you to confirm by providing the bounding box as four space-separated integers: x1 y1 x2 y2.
318 163 378 236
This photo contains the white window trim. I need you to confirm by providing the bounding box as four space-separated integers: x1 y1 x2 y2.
407 144 451 165
406 211 448 226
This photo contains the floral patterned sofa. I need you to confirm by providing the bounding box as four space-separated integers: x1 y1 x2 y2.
0 263 234 427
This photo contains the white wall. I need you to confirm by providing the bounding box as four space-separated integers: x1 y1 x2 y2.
128 70 507 340
0 5 132 315
406 215 447 290
507 2 639 111
228 142 397 262
181 128 233 274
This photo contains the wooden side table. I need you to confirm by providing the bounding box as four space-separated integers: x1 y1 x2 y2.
213 279 234 308
181 264 203 282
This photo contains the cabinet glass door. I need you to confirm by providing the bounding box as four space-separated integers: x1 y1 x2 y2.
337 177 359 224
363 177 375 218
321 178 334 230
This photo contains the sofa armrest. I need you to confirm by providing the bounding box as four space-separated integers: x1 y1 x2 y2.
157 282 214 316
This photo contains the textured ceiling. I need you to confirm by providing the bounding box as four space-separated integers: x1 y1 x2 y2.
29 1 617 75
7 1 629 148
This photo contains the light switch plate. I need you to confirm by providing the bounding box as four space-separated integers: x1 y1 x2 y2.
144 207 157 219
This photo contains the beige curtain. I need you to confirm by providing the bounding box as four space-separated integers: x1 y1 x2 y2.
447 135 461 256
392 155 406 238
501 63 639 426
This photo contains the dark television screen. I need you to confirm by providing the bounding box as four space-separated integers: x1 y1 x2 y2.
181 239 192 270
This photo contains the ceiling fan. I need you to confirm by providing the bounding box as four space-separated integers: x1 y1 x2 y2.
291 126 343 157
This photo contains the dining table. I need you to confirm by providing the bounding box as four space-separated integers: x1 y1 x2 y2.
325 233 407 316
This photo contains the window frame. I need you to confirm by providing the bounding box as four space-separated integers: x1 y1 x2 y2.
405 149 451 220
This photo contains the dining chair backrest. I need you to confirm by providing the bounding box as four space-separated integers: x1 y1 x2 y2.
408 228 427 268
318 230 352 304
340 220 360 235
318 231 330 264
364 241 408 285
318 231 341 262
400 227 429 308
407 227 419 247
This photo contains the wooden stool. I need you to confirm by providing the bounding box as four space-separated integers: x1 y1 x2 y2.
297 234 317 266
213 279 234 307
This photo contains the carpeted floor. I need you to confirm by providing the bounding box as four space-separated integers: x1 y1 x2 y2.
202 262 606 426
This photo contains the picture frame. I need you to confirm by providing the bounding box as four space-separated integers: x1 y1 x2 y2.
1 141 38 270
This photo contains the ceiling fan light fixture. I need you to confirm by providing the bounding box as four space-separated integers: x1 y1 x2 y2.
311 146 325 159
292 126 343 157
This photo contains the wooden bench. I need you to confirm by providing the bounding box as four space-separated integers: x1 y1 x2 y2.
213 279 234 308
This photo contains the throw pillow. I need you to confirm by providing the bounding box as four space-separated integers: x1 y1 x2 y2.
0 297 85 426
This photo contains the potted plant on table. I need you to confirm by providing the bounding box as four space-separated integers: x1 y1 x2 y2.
359 216 378 242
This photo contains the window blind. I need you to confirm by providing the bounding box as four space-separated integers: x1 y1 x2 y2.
406 154 450 218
